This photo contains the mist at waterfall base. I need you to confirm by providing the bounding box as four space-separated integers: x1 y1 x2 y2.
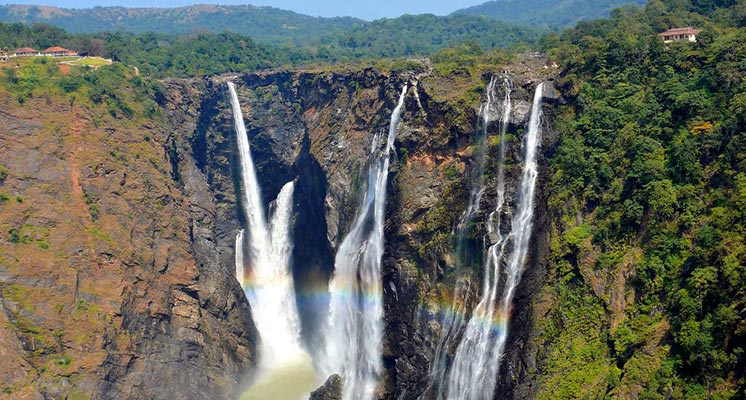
320 85 409 400
228 82 315 399
228 81 410 399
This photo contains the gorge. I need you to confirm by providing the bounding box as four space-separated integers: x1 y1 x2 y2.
163 60 556 399
1 2 745 397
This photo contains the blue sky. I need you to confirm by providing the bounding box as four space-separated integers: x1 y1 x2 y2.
2 1 488 20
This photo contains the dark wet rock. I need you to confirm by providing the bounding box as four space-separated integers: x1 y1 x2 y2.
310 374 343 400
541 81 561 102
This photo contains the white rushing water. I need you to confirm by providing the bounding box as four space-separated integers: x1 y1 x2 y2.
228 82 305 371
459 75 499 234
322 85 408 400
236 229 246 289
423 76 505 398
444 82 543 400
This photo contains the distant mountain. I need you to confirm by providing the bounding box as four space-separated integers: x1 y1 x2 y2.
0 4 363 44
313 14 544 60
453 0 647 27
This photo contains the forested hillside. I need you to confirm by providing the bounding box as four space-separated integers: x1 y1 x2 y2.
526 0 746 397
0 4 543 61
0 13 540 78
455 0 647 27
306 14 542 61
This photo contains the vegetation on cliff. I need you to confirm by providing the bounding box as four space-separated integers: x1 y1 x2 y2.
0 43 261 398
1 54 162 117
535 0 745 398
0 55 169 398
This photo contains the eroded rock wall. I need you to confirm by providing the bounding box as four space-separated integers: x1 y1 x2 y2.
0 80 257 400
0 57 557 400
178 62 558 399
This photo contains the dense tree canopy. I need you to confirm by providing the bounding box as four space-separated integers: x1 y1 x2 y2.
455 0 647 28
541 0 745 397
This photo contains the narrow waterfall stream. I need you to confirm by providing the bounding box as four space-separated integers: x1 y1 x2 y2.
488 81 544 377
456 75 498 264
228 82 314 398
321 85 409 400
445 82 544 400
424 76 506 398
235 229 246 289
423 82 543 400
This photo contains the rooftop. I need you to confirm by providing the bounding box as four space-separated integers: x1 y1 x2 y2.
44 46 70 52
659 27 702 36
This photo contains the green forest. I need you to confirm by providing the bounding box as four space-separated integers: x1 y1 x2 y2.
538 0 745 397
0 1 634 39
0 4 363 44
0 14 541 78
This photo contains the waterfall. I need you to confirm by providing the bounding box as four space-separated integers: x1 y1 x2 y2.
488 81 543 375
236 229 245 289
228 82 304 370
423 76 506 398
246 181 302 367
444 82 543 400
322 85 408 400
458 75 499 242
229 82 272 274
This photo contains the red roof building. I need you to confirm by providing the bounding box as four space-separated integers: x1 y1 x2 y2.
42 46 78 57
13 47 39 57
659 28 702 43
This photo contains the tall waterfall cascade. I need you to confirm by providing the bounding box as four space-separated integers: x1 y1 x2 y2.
447 82 544 400
458 75 499 248
425 82 544 400
321 85 409 400
228 82 305 371
424 76 507 398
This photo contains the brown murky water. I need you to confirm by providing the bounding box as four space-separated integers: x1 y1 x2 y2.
240 354 318 400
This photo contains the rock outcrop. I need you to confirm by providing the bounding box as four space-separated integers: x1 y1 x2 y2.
310 374 344 400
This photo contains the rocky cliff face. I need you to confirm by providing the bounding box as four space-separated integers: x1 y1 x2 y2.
0 76 256 399
161 55 557 399
0 54 558 399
